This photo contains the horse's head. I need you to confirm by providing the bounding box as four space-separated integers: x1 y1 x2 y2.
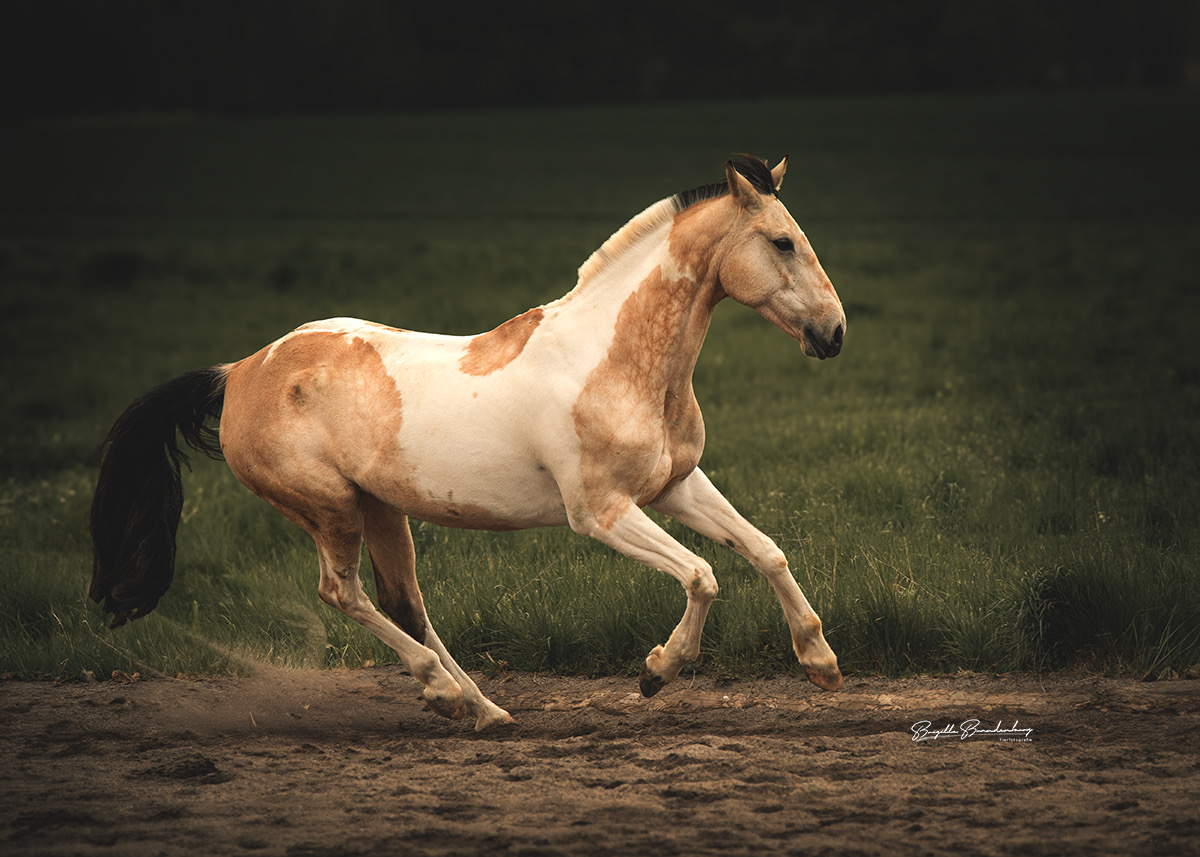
714 157 845 360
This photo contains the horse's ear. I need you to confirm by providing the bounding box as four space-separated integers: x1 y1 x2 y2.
725 160 764 209
771 157 787 192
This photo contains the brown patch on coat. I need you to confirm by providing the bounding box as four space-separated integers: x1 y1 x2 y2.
459 308 544 376
222 327 526 538
571 266 718 530
220 330 408 539
667 197 733 288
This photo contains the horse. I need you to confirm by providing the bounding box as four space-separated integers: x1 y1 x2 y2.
89 155 846 731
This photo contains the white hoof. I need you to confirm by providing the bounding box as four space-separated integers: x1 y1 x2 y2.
473 703 515 731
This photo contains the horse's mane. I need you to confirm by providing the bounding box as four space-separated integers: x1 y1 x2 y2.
576 155 776 287
671 153 778 214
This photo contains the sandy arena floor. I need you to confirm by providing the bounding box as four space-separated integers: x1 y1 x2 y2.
2 667 1197 856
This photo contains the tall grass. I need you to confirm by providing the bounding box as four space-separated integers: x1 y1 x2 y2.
1 92 1198 681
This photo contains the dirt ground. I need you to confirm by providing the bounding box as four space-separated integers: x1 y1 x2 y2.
2 666 1197 857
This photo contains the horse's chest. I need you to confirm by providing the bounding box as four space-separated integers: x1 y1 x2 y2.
575 385 704 505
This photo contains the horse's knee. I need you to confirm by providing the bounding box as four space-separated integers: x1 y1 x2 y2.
752 542 789 578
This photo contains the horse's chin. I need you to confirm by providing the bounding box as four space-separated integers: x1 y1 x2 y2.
801 334 831 360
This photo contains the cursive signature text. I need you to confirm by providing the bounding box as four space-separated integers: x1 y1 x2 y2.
911 719 1034 743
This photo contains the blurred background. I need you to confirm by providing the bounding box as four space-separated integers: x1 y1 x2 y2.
3 0 1199 115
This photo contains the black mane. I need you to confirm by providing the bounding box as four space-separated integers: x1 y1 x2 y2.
671 154 778 213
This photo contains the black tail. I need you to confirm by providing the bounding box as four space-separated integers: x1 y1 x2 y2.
89 366 228 628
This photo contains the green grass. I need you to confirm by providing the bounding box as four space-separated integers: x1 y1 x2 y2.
2 91 1198 682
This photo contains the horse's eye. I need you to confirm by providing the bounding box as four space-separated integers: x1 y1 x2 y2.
772 237 795 253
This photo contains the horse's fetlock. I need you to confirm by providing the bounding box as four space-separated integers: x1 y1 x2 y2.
423 680 467 720
410 653 445 686
688 565 718 601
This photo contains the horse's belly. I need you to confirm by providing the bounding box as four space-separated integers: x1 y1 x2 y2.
363 452 570 531
400 485 568 531
354 397 573 531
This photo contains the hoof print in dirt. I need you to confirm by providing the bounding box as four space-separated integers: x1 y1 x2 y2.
139 753 230 785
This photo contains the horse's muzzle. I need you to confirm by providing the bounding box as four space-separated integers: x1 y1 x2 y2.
805 323 844 360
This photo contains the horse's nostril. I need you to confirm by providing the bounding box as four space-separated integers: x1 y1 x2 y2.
832 324 844 348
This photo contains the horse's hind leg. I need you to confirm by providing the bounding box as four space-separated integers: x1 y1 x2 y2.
243 471 468 720
309 518 467 720
362 502 428 645
361 494 514 731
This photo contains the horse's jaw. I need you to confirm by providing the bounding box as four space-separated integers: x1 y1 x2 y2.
753 301 845 360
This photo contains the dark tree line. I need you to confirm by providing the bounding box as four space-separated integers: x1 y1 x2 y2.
3 0 1197 115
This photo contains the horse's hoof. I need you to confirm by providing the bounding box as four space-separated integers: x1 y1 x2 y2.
639 662 667 698
806 667 844 692
474 705 515 732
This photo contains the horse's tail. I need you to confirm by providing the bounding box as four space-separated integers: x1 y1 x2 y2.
89 366 229 628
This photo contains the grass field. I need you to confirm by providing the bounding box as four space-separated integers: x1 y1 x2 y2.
2 91 1198 682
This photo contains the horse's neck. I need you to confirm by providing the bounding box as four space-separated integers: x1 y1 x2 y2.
548 211 721 395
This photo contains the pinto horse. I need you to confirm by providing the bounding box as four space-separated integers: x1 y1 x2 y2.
90 155 846 730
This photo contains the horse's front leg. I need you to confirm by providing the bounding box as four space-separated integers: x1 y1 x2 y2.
569 500 719 697
650 468 843 691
